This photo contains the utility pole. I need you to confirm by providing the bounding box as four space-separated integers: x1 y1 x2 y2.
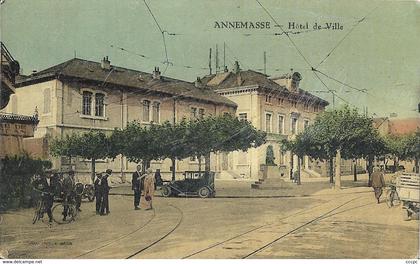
263 51 267 75
209 48 212 75
215 44 219 73
223 42 226 70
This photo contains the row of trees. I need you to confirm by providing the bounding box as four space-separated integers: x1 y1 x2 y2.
50 114 266 182
282 106 419 187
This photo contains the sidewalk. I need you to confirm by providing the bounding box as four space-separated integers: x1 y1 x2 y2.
110 176 374 198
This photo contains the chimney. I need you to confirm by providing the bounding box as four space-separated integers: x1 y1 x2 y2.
233 61 241 74
101 56 111 70
152 67 161 80
195 77 203 88
223 65 228 73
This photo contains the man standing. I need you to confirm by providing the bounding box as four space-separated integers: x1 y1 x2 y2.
371 167 386 204
33 171 55 223
69 171 82 212
100 169 112 215
143 168 155 210
132 164 143 210
94 173 103 215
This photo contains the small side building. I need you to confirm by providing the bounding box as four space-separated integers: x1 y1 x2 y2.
0 42 39 158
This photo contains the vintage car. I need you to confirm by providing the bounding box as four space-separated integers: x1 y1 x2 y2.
161 171 215 198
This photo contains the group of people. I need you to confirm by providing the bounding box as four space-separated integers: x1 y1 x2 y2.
131 165 161 210
32 170 82 223
94 169 112 216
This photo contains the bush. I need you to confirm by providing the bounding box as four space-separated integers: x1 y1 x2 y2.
0 153 52 211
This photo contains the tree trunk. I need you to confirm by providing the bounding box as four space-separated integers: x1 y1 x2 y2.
290 152 294 180
91 159 96 184
329 157 334 184
297 156 302 185
353 159 357 182
367 155 373 187
204 152 211 173
171 158 176 181
392 157 397 173
335 149 341 189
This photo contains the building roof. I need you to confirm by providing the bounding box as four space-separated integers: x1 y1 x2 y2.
16 58 237 107
201 69 329 106
0 112 39 125
388 118 420 135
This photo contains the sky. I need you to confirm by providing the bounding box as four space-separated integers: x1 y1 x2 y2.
1 0 419 118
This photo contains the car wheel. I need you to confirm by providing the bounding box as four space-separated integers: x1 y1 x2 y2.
198 187 210 198
161 186 172 197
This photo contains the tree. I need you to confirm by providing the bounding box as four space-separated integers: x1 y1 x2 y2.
158 120 191 181
282 106 385 187
50 131 114 183
111 122 162 171
401 131 420 173
187 114 266 174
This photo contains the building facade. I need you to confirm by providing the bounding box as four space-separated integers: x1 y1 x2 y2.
6 57 236 182
0 42 39 159
201 63 329 179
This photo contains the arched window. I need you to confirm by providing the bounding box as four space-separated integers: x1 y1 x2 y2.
43 88 51 114
95 93 105 117
82 91 92 115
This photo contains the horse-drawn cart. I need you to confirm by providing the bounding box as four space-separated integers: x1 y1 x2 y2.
396 172 420 221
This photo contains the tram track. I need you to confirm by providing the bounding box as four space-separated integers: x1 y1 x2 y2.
74 209 157 258
126 204 184 259
181 195 367 259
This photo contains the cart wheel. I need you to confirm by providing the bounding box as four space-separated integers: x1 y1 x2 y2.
161 186 172 197
198 187 210 198
402 209 411 221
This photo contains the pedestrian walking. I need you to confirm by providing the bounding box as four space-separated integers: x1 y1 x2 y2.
154 169 163 190
143 168 155 210
69 170 82 212
371 166 386 204
132 164 144 210
62 171 76 221
94 173 103 215
100 169 112 215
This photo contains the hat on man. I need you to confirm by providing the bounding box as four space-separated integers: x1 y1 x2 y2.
106 169 113 174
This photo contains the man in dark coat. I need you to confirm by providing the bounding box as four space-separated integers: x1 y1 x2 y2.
132 164 143 210
371 167 386 204
33 172 54 223
94 173 103 215
100 169 112 215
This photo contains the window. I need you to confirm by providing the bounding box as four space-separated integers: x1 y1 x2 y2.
279 150 286 165
95 93 105 117
143 100 150 122
304 103 309 111
152 102 160 123
291 117 298 135
43 88 51 114
278 98 284 105
292 101 297 108
278 115 285 134
265 113 272 133
265 95 272 104
191 107 197 118
304 120 310 130
238 113 248 121
82 91 92 115
313 104 319 112
198 108 205 119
